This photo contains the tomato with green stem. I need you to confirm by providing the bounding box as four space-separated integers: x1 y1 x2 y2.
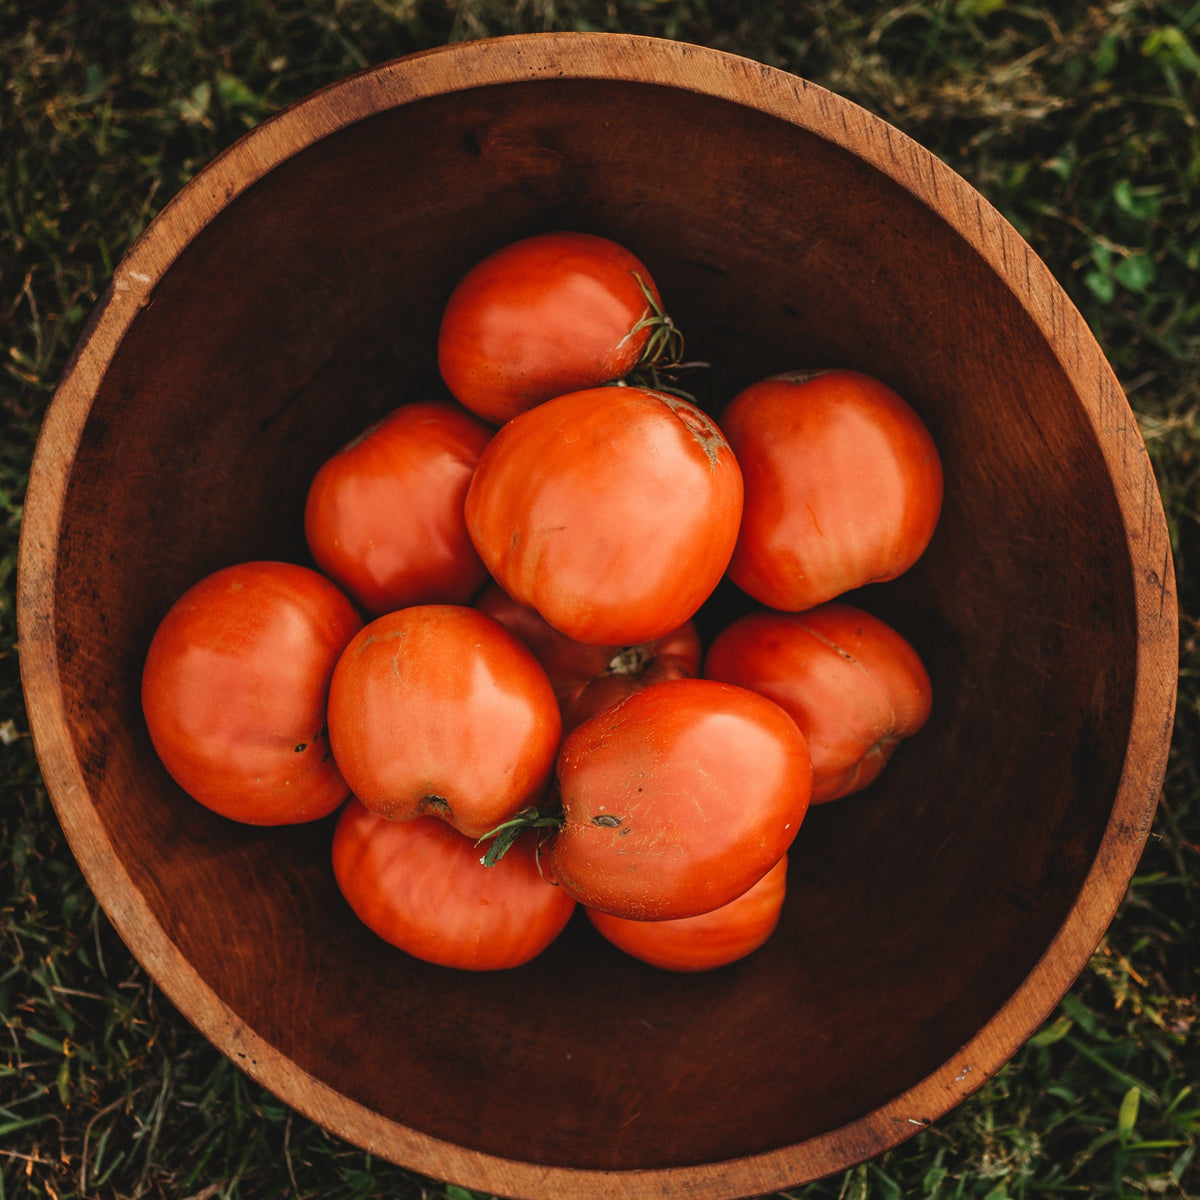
333 800 576 971
437 231 681 425
326 605 562 840
474 584 701 732
483 678 811 922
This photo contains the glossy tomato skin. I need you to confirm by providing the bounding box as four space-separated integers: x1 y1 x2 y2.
326 605 561 840
333 801 576 970
540 678 812 921
474 584 701 732
303 400 493 616
437 231 663 425
587 854 788 973
141 561 363 825
704 603 932 803
721 369 943 611
465 386 744 646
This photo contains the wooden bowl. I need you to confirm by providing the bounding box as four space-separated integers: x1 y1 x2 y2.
17 33 1177 1200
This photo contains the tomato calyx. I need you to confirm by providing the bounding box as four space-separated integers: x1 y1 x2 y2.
627 272 684 372
478 803 564 869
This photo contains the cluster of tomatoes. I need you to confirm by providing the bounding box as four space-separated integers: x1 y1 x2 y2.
141 232 943 974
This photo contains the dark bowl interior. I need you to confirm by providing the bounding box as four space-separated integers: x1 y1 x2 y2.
24 39 1171 1197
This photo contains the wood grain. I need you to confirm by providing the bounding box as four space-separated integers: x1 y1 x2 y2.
17 32 1177 1200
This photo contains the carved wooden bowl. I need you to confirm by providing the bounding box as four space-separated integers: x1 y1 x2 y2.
18 32 1177 1200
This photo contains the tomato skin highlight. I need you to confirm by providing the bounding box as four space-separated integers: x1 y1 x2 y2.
303 400 493 616
721 369 943 611
437 231 662 425
474 584 701 731
465 386 744 646
587 855 788 972
326 605 562 840
140 561 363 825
704 603 932 803
332 801 576 971
541 678 811 921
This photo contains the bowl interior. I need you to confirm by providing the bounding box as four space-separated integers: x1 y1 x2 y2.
46 74 1136 1172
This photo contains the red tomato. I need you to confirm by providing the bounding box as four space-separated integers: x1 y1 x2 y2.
586 854 788 972
721 369 943 611
704 603 932 803
465 386 744 646
326 605 562 840
332 801 576 971
437 231 674 425
141 561 363 825
303 400 493 616
474 584 701 732
536 678 811 921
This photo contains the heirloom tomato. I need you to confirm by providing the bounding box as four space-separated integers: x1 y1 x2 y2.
333 801 576 971
141 561 362 825
533 678 811 921
326 605 561 840
474 584 701 732
437 231 676 425
587 854 788 972
465 386 743 646
303 400 492 615
721 369 943 611
704 603 932 803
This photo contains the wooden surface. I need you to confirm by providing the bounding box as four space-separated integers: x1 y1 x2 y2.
16 32 1178 1200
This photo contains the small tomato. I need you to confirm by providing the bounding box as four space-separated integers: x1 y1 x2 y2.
474 584 701 732
704 603 932 802
721 369 943 611
437 231 675 425
326 605 562 840
333 801 576 971
586 854 788 972
141 561 363 824
303 400 493 615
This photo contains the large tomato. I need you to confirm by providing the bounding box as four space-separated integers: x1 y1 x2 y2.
141 561 363 825
465 386 744 646
586 854 788 973
303 400 493 615
721 369 943 611
332 800 576 971
326 605 562 840
474 584 701 732
437 231 675 425
704 603 932 803
532 678 811 921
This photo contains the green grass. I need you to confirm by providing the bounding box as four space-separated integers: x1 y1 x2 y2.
2 1 1198 1197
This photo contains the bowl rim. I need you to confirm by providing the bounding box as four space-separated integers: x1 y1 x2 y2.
16 30 1178 1200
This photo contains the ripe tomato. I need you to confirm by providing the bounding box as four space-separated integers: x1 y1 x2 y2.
586 854 788 973
141 561 363 825
474 584 701 732
326 605 562 840
536 678 811 921
332 800 576 971
704 603 932 803
437 231 675 425
303 400 493 616
465 386 744 646
721 369 943 611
